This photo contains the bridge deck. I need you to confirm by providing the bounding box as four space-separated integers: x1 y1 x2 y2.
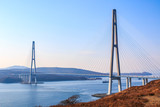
26 73 160 79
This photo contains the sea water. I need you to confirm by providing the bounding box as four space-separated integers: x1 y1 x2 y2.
0 77 155 107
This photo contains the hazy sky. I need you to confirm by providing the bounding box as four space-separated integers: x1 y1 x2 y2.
0 0 160 73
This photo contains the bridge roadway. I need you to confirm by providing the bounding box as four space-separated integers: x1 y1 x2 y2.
19 73 160 79
18 72 160 88
44 73 160 88
35 72 160 79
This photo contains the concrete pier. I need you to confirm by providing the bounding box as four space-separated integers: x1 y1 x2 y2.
126 77 129 89
145 78 148 84
142 78 145 85
129 77 132 88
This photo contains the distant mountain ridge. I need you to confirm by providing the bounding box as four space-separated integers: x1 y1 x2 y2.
0 66 153 76
5 65 29 70
0 66 102 83
37 67 103 74
0 66 153 83
0 66 103 75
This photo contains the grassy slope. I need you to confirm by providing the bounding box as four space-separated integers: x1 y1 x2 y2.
52 79 160 107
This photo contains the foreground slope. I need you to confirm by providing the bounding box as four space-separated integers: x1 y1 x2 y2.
53 79 160 107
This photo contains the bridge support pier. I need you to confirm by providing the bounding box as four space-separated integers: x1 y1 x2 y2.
108 77 112 95
126 77 129 89
129 77 132 88
142 78 145 85
145 78 148 84
142 78 148 85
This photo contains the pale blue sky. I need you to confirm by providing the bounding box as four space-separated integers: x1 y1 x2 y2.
0 0 159 73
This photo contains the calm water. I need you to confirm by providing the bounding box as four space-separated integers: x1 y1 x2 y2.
0 77 154 107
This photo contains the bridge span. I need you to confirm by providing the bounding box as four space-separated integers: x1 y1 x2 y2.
20 9 160 95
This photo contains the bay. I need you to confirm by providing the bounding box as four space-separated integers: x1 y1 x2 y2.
0 77 154 107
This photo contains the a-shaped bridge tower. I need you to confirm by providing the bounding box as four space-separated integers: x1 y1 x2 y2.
108 9 122 95
29 41 37 84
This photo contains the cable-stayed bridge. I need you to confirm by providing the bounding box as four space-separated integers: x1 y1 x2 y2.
19 9 160 95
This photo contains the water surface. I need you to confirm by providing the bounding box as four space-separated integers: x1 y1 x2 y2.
0 77 154 107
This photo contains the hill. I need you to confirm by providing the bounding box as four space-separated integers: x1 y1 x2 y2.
0 66 103 75
37 67 102 74
0 66 103 83
0 66 153 83
4 65 29 70
52 79 160 107
0 66 152 76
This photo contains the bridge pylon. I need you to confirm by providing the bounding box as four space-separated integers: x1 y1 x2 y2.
108 9 122 95
29 41 37 84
